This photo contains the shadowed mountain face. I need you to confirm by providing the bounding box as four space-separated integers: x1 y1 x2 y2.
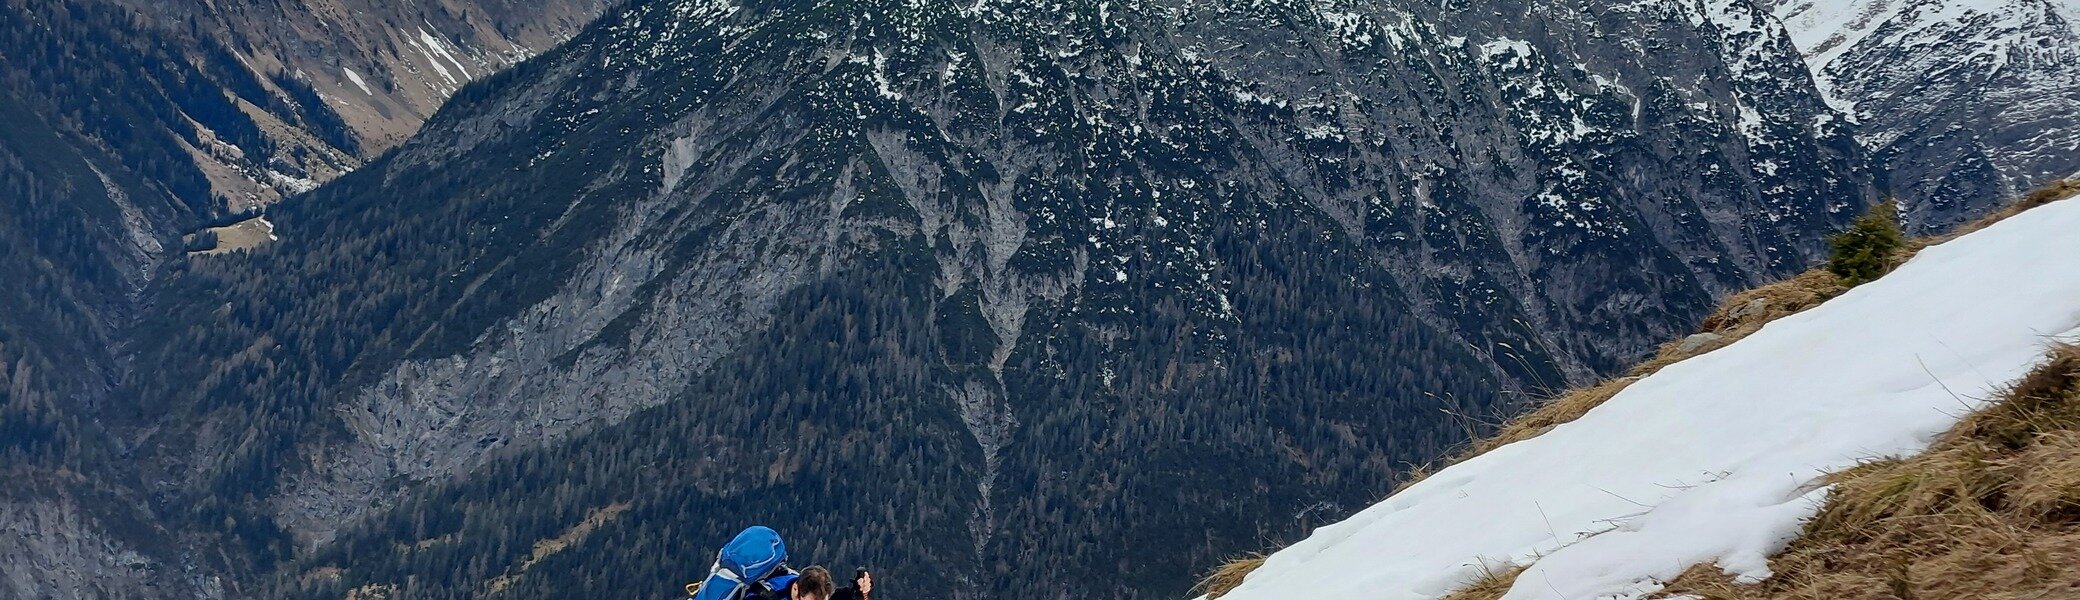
0 1 608 597
109 0 1875 596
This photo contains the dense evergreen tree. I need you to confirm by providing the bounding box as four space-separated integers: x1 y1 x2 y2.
1827 201 1905 286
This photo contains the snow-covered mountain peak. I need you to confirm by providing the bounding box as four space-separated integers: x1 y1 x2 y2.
1778 0 2075 109
1770 0 2080 229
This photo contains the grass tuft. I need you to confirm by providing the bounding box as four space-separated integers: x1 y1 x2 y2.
1193 553 1266 598
1440 563 1528 600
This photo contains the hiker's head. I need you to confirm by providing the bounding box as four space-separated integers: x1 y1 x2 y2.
791 566 835 600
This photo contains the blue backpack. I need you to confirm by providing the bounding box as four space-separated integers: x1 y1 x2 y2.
688 526 798 600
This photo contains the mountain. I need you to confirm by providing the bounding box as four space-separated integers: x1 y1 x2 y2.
0 1 609 597
0 0 615 410
80 0 1884 597
1209 185 2080 599
91 0 615 198
3 0 612 217
1771 0 2080 231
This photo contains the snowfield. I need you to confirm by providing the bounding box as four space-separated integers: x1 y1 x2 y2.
1212 197 2080 600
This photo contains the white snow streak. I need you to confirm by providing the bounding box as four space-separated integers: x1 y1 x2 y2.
418 27 473 80
406 27 467 87
343 67 373 96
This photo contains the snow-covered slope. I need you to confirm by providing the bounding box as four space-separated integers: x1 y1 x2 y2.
1213 194 2080 600
1771 0 2080 229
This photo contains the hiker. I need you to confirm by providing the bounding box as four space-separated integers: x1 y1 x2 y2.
766 566 832 600
831 569 874 600
685 526 875 600
770 566 874 600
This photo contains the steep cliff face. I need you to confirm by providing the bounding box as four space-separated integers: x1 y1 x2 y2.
0 471 212 600
1772 0 2080 230
112 0 1876 597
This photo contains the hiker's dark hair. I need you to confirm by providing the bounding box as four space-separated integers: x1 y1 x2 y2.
796 566 835 599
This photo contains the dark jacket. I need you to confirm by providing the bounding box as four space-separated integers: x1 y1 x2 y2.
736 566 865 600
742 584 791 600
742 571 867 600
827 583 869 600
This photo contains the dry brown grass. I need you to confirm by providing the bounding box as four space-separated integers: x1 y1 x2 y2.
1452 267 1851 462
1440 563 1528 600
1657 345 2080 600
193 216 277 255
1193 553 1267 598
1930 178 2080 244
483 502 630 595
1691 269 1850 342
1463 376 1642 459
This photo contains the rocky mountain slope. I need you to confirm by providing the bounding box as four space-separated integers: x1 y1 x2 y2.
0 1 608 597
6 0 612 213
0 0 614 410
92 0 614 207
93 0 1880 597
1771 0 2080 230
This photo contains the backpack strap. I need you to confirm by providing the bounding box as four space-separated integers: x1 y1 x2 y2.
697 560 748 600
711 561 743 585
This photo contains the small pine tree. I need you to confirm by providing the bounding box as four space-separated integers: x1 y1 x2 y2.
1827 200 1905 286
